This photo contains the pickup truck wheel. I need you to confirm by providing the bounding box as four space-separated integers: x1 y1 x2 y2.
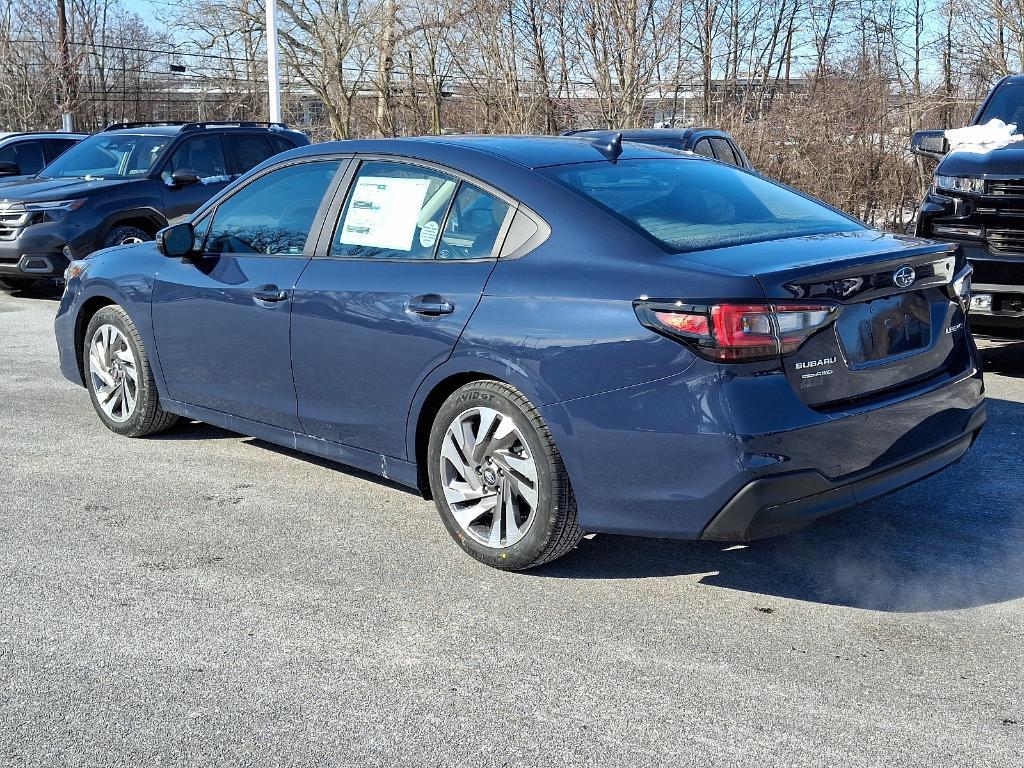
427 380 583 570
103 225 151 248
83 304 179 437
0 276 41 291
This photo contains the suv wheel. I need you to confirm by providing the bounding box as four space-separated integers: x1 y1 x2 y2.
427 380 583 570
0 276 41 292
104 225 151 248
83 305 179 437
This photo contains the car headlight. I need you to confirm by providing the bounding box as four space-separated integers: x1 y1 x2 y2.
934 175 985 194
22 199 87 212
63 259 87 282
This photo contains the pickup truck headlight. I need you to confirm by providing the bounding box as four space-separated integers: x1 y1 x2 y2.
934 175 985 194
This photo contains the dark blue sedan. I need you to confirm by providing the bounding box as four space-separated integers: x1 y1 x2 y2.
55 135 986 570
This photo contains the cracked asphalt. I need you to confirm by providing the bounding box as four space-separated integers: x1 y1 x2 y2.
1 288 1022 767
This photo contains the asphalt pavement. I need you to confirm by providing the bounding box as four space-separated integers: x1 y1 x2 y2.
1 287 1022 767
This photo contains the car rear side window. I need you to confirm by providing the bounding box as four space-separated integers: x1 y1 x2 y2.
709 137 740 167
331 161 458 260
0 140 45 174
205 160 341 255
692 139 714 159
437 184 511 260
542 159 863 253
227 135 277 175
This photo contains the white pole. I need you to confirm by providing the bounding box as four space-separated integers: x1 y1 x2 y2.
266 0 282 123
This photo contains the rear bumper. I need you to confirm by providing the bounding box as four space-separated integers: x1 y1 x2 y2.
700 405 985 541
541 358 985 541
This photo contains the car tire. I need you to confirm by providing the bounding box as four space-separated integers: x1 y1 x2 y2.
83 304 179 437
0 276 42 291
427 380 583 570
103 225 152 248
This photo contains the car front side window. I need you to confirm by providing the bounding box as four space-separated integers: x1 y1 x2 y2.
205 160 341 255
162 136 228 184
0 140 45 174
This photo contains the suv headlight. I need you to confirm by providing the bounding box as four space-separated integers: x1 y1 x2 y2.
934 175 985 194
23 199 87 212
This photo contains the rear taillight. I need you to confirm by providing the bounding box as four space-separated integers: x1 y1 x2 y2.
636 300 838 361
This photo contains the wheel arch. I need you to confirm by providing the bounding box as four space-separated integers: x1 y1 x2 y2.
95 208 168 250
73 294 120 384
405 356 562 499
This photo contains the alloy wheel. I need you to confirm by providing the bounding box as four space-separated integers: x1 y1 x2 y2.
88 323 139 422
440 406 540 548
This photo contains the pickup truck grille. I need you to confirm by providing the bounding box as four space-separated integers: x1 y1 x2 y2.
986 227 1024 254
988 179 1024 196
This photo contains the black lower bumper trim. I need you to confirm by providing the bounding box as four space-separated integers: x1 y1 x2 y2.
700 407 986 542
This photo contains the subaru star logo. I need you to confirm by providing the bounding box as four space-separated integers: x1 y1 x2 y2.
893 265 916 289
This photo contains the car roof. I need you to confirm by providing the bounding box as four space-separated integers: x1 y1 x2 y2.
566 127 733 140
0 131 88 141
100 123 304 137
286 134 686 170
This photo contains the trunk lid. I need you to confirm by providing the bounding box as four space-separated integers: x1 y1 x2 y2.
681 231 972 407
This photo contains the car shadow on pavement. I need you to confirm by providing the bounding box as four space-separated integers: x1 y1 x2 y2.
978 331 1024 379
4 283 62 301
531 396 1024 614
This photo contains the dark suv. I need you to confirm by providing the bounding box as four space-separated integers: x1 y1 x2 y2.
561 127 752 169
0 121 309 291
912 75 1024 328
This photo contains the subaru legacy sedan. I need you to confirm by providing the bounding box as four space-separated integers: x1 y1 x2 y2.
55 135 985 570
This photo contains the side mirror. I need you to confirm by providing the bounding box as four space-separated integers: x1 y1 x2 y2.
0 161 21 176
170 168 201 187
911 130 948 160
156 222 195 257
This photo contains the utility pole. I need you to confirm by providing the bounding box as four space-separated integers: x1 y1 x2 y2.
266 0 282 123
56 0 75 131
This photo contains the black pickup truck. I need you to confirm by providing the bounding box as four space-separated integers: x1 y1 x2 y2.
912 75 1024 329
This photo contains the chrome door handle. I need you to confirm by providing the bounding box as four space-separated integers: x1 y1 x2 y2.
408 295 455 316
254 288 288 303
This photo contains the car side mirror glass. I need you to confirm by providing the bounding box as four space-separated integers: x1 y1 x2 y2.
911 130 948 160
156 222 195 257
0 161 21 176
171 168 201 187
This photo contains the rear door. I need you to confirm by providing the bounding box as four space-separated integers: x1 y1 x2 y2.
290 158 513 458
152 157 344 429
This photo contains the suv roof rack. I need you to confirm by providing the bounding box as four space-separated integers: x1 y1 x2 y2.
103 120 290 132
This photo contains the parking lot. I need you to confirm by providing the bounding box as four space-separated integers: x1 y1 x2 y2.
1 287 1022 766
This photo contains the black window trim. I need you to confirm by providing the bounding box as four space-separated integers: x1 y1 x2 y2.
315 155 528 264
193 155 350 259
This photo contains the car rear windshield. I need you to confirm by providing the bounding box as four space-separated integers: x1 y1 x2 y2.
41 133 169 180
541 158 863 253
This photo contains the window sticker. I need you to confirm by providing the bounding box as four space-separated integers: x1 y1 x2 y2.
339 176 431 252
419 220 440 248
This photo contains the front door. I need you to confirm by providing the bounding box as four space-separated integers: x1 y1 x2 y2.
291 159 513 458
152 158 343 430
158 134 232 223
